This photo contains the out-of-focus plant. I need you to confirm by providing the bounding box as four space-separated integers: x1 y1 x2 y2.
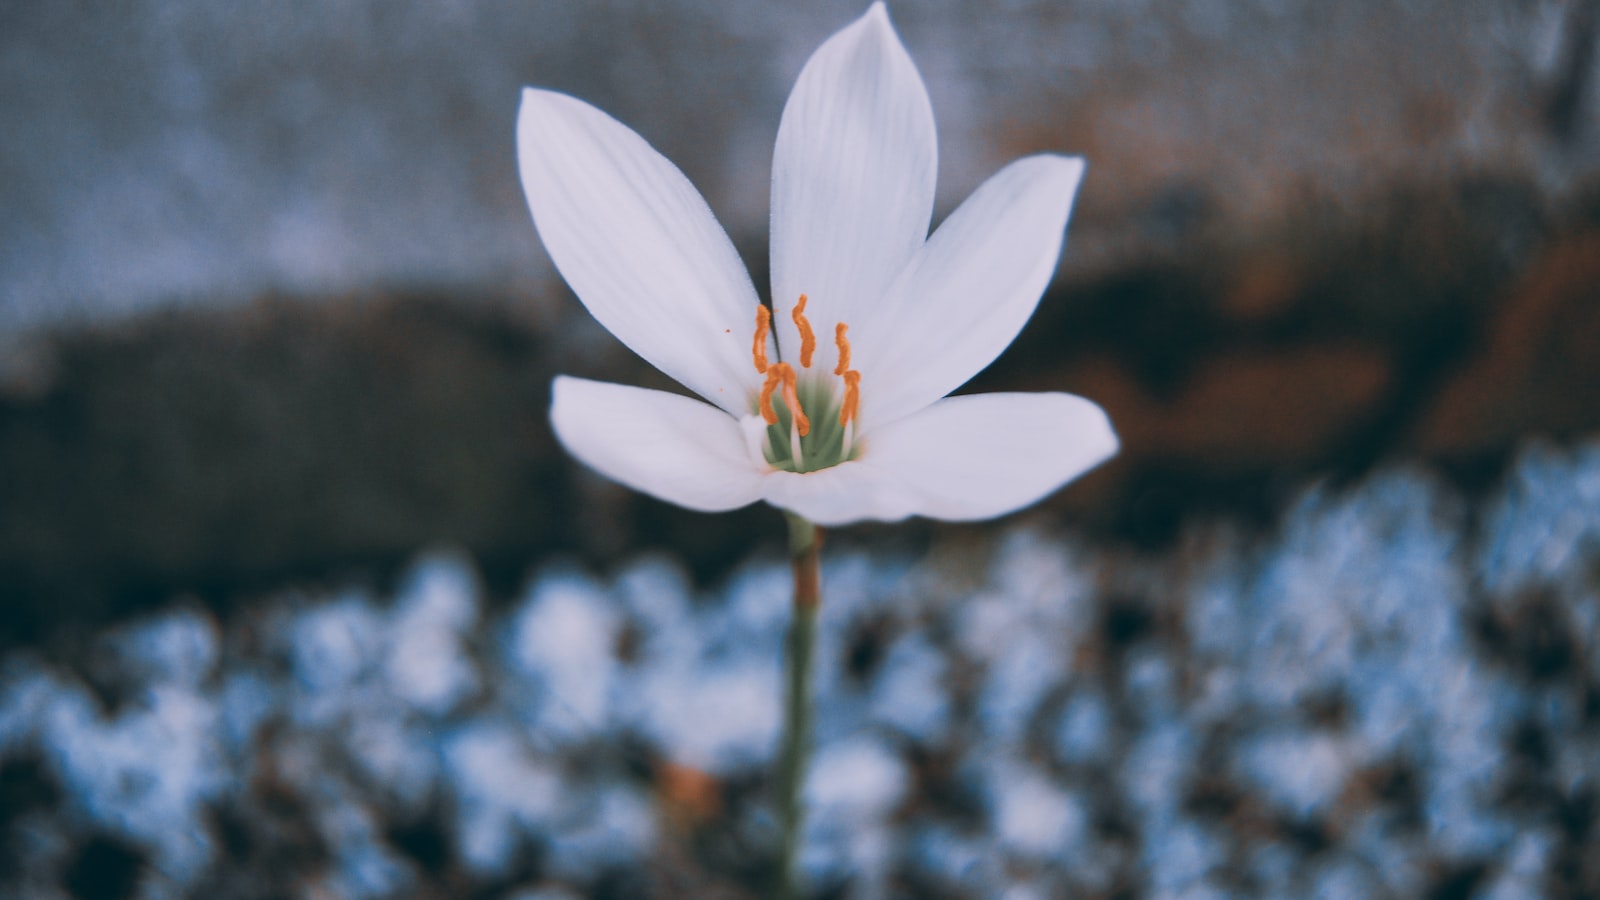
516 3 1114 894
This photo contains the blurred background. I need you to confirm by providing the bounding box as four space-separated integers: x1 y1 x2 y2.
2 0 1599 897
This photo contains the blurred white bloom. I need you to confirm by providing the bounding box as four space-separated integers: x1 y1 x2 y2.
518 2 1115 525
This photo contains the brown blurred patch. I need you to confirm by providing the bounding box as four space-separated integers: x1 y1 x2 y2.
1220 254 1304 323
656 761 723 830
1067 347 1391 466
1416 231 1600 455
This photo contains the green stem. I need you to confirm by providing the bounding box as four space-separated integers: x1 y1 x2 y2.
777 512 820 900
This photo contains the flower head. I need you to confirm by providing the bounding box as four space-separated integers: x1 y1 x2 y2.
518 2 1117 526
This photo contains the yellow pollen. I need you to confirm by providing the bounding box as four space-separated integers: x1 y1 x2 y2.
792 294 816 368
779 363 810 436
833 323 851 375
752 305 772 374
839 369 861 428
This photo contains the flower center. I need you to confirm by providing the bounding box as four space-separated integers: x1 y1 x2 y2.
750 295 862 473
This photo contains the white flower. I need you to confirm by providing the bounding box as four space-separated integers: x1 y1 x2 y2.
517 2 1117 527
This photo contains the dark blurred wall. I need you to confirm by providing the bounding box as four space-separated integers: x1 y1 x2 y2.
1 0 1595 334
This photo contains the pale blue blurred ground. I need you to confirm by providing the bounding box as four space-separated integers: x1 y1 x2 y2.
2 438 1597 896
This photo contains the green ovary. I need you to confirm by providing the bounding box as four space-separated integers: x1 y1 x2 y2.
761 377 859 474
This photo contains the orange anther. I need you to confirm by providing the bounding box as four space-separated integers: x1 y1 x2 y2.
752 305 772 374
791 294 816 368
833 323 851 375
758 366 783 424
779 363 810 437
839 369 861 428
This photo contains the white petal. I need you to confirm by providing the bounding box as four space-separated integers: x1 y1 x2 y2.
770 2 936 369
765 392 1115 525
852 155 1086 427
550 376 768 513
519 89 762 414
763 462 923 527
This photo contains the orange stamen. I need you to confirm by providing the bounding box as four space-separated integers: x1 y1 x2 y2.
752 305 772 374
839 369 861 428
791 294 816 368
779 363 810 437
758 366 783 424
833 323 851 375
